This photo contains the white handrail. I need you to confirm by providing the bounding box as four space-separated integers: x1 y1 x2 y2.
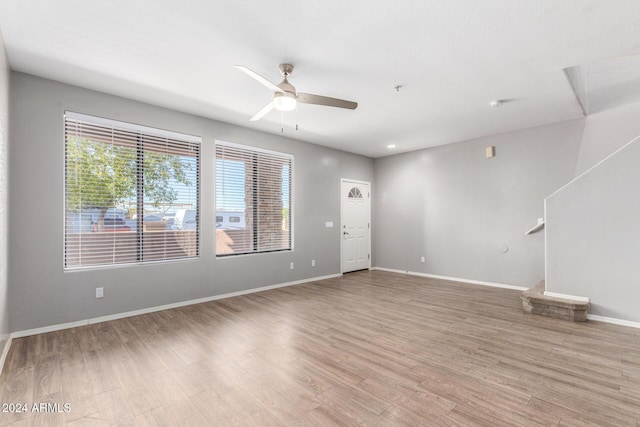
525 218 545 235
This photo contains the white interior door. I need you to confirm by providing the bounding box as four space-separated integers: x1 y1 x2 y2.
341 180 370 273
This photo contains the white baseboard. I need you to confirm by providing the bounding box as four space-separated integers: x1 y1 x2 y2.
544 291 590 303
587 314 640 329
11 320 92 339
372 267 527 291
0 335 11 376
371 267 406 274
11 273 342 339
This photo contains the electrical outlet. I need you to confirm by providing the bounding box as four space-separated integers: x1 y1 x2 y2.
421 256 425 263
290 262 294 270
96 287 104 298
312 259 316 267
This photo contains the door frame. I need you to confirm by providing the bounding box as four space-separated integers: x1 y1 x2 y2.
340 178 372 274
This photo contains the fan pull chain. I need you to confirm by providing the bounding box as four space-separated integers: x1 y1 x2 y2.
280 110 284 133
295 106 299 131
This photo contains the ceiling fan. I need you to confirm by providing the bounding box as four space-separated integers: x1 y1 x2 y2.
235 63 358 121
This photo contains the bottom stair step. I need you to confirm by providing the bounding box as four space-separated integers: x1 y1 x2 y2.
521 281 589 322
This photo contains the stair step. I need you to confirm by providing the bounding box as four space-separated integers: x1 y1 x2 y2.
521 281 589 322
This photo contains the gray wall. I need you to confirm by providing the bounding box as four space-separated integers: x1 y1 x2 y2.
0 31 9 348
546 136 640 321
9 72 373 332
546 100 640 322
373 119 584 287
575 101 640 175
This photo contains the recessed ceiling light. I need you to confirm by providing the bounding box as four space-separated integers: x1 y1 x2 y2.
489 100 504 108
387 144 396 149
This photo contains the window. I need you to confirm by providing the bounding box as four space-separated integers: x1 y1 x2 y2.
348 187 363 199
215 141 292 256
64 112 200 269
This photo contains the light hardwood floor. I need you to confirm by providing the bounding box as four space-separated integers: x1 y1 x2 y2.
1 270 640 426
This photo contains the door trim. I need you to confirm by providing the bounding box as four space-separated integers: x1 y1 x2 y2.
340 178 372 274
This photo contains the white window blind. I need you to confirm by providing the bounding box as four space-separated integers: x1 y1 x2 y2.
215 141 292 256
64 112 200 269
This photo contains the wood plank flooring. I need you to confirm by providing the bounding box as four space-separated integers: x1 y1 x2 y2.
1 270 640 426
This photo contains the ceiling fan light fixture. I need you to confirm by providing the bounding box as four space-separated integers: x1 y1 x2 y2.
273 92 297 111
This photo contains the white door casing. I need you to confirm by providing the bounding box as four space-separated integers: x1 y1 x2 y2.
341 179 370 273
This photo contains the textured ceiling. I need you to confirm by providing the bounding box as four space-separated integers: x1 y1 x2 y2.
1 0 640 157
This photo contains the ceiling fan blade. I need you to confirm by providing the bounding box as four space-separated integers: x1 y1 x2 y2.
250 100 275 121
297 93 358 110
235 65 284 93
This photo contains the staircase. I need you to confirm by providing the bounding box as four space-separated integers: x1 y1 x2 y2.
521 282 589 322
521 132 640 323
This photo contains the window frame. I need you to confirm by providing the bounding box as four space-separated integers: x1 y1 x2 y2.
215 140 294 257
63 111 201 271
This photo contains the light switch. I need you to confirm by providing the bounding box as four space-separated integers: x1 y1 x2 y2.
486 146 495 158
325 221 334 228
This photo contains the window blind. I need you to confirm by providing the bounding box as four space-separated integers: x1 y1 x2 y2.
215 141 292 256
64 112 200 269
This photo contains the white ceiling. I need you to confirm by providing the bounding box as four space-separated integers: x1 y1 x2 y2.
566 55 640 115
1 0 640 158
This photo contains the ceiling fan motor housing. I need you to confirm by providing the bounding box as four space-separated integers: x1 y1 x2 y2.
274 66 297 111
